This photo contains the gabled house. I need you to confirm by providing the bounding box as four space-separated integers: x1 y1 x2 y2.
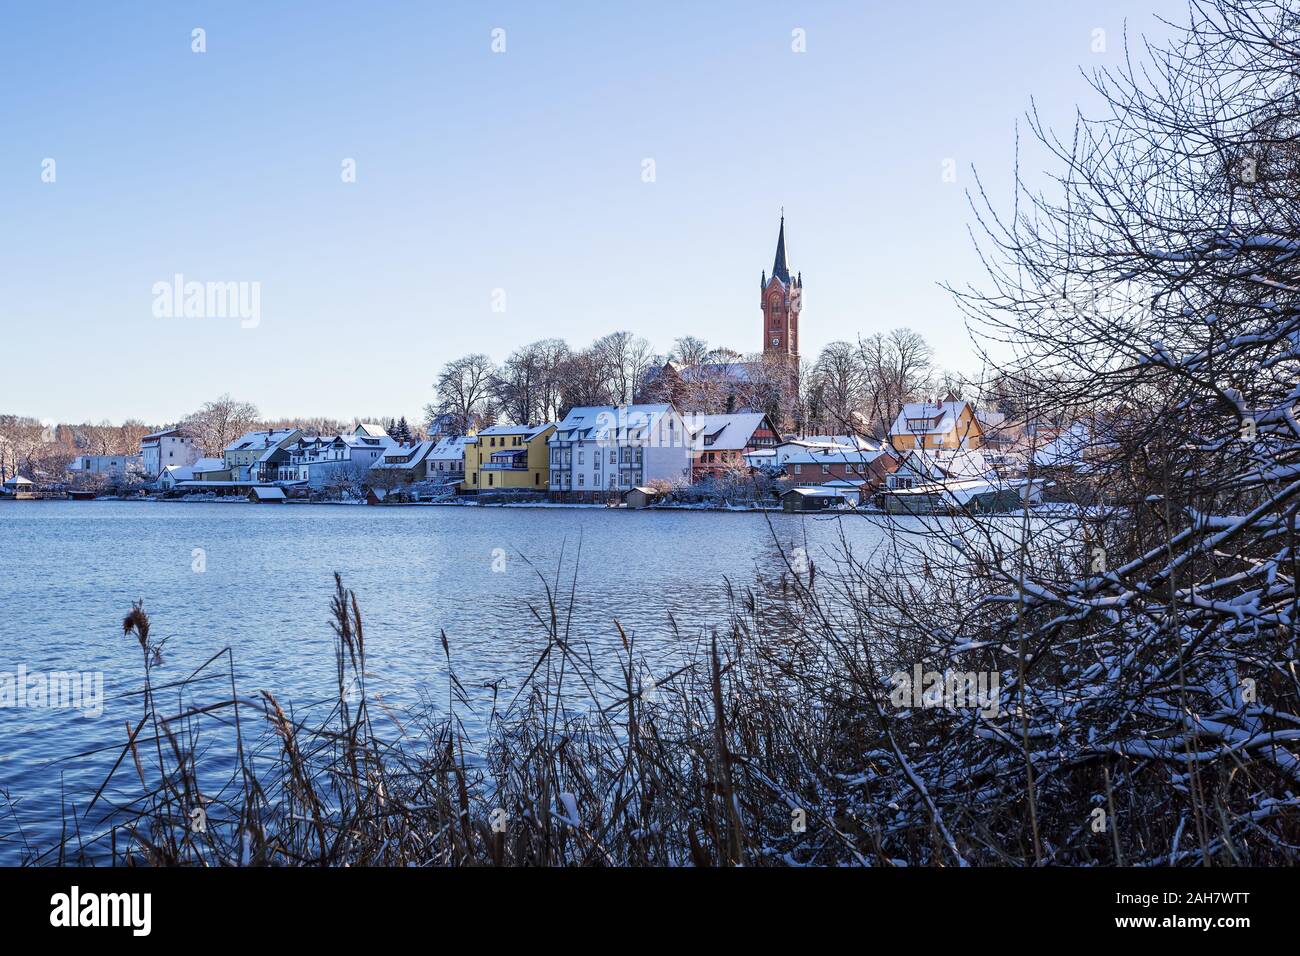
888 400 984 452
370 439 438 484
427 435 470 485
353 423 389 440
465 423 555 492
885 448 993 490
875 447 1044 514
687 412 780 480
548 404 693 501
223 429 302 481
280 433 393 488
780 446 898 498
770 435 879 467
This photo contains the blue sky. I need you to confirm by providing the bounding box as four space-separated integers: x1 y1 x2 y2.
0 1 1183 424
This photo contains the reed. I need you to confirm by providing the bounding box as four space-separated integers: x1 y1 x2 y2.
19 518 1300 866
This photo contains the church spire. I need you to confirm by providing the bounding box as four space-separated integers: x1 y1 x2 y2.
771 214 790 284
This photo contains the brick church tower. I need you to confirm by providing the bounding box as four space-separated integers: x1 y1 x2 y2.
760 214 801 361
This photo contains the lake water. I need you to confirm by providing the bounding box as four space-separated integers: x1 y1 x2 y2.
0 499 895 862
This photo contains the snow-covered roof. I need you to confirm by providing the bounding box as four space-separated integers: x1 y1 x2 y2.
791 434 877 449
3 475 34 485
224 429 298 454
784 485 851 498
885 476 1038 507
341 433 393 450
551 405 674 444
354 423 388 438
476 423 554 439
782 447 891 466
1033 422 1095 469
430 435 471 460
372 439 437 469
142 428 189 442
249 486 287 500
688 413 773 451
888 401 977 438
900 448 992 481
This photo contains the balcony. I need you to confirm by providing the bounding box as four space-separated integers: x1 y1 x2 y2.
483 452 528 472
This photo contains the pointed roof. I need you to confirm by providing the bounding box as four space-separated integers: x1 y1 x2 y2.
772 215 790 283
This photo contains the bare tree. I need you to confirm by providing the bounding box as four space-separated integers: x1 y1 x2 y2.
494 342 548 425
183 395 260 455
592 331 657 405
810 340 867 433
426 354 497 435
669 335 711 366
858 328 935 434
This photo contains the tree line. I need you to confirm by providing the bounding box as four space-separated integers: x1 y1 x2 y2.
0 396 424 481
428 326 971 437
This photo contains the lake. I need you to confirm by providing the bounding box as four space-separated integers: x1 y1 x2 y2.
0 499 896 862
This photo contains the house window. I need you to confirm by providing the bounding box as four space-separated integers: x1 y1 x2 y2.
609 450 616 464
578 474 585 487
822 465 830 475
794 464 801 474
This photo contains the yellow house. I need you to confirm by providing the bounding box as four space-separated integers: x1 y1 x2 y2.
464 423 555 491
888 400 983 451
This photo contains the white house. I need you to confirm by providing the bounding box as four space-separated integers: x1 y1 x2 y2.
140 429 202 478
279 433 394 488
69 454 144 478
548 404 693 500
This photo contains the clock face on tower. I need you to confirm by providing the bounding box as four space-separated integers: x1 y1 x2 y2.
771 336 780 347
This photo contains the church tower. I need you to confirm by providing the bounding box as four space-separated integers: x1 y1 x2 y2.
760 214 801 361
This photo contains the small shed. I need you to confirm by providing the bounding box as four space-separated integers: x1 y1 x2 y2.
248 486 287 504
781 486 852 512
625 486 662 509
